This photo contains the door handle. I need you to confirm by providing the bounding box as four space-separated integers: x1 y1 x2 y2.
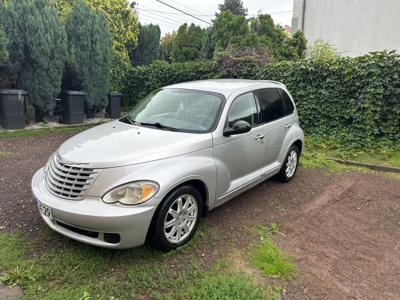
284 123 292 129
255 134 265 141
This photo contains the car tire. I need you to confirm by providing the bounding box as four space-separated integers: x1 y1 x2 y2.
151 185 203 251
276 144 300 183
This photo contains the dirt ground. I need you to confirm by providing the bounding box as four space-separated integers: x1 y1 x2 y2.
1 133 400 300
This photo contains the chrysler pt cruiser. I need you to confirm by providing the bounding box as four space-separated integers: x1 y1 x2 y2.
31 79 304 250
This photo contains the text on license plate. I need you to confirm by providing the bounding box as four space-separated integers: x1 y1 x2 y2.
38 202 52 218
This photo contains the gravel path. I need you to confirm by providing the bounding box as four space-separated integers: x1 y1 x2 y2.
1 132 399 299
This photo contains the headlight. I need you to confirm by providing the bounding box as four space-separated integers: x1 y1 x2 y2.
102 181 159 205
44 152 56 173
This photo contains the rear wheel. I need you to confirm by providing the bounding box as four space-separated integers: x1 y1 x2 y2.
151 185 202 251
277 145 300 182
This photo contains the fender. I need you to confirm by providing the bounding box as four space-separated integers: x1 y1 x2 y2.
278 122 305 163
87 148 218 208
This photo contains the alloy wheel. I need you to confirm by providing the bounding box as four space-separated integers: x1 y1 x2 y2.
285 150 298 178
163 194 198 243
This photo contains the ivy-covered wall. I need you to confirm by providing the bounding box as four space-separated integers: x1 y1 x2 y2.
122 51 400 143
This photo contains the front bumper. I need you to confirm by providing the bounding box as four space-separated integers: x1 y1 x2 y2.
31 168 158 249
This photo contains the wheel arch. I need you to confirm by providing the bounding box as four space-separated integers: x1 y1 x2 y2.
292 139 303 154
146 178 209 243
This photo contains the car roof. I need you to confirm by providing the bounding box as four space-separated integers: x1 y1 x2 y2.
164 79 286 98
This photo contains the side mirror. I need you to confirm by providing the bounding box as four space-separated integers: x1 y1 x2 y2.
223 120 251 137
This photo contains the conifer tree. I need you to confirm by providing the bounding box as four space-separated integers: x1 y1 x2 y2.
65 0 112 110
0 0 67 117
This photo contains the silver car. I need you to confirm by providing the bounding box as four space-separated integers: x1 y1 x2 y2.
31 79 304 250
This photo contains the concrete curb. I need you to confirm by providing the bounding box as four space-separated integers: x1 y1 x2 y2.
327 157 400 173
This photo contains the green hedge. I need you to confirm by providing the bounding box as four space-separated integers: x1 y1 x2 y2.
123 61 216 105
122 52 400 144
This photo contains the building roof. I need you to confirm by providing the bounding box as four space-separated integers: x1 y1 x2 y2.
164 79 285 98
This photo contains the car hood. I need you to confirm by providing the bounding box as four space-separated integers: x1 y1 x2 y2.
57 120 212 168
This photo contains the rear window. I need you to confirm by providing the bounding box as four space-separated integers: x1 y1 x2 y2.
278 89 295 115
254 88 286 123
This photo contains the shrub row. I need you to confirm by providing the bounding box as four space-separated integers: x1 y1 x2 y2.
123 61 216 103
122 51 400 144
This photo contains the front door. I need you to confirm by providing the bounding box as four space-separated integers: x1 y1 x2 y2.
213 92 266 200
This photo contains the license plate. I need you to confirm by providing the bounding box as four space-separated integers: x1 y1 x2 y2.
38 202 52 218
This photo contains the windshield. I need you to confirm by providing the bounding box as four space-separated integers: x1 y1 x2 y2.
125 89 224 133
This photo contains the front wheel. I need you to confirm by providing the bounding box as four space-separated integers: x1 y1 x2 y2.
276 145 300 182
151 186 202 251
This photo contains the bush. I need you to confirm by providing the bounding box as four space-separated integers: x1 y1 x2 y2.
214 47 271 78
122 61 216 107
261 51 400 144
122 51 400 145
305 39 341 62
0 0 67 118
65 0 112 110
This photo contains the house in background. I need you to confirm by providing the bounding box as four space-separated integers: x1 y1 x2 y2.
292 0 400 57
284 25 292 36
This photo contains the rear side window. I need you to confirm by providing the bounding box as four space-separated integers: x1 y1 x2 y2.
254 88 285 123
227 92 257 127
278 89 295 115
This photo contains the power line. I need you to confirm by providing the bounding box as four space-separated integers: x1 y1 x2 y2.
136 8 188 25
138 10 183 27
137 6 292 17
166 0 207 16
155 0 212 25
138 7 211 16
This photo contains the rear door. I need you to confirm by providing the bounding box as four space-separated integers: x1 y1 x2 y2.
254 88 292 173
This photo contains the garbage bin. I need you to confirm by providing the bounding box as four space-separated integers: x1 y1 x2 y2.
62 91 85 124
107 92 122 119
0 90 27 129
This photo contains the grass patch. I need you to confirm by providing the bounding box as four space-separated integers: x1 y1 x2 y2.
0 150 11 158
300 152 351 172
187 270 278 300
0 125 96 139
250 225 296 280
0 226 276 300
305 135 400 168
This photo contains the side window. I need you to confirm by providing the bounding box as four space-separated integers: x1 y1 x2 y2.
277 89 295 115
254 88 285 123
227 92 257 128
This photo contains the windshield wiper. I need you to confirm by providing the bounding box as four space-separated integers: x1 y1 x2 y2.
138 122 180 132
122 116 137 125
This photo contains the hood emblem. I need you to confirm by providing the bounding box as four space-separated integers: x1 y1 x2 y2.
57 155 87 166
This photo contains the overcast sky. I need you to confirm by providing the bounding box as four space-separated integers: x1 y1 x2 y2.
134 0 294 36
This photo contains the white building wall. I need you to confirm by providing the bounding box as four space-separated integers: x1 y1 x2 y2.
292 0 400 57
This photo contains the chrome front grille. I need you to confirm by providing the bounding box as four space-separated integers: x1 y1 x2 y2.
45 155 97 200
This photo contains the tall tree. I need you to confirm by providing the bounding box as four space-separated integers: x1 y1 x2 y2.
0 26 8 68
0 0 67 117
131 24 161 65
248 14 307 61
290 31 307 59
201 27 214 60
212 11 249 51
249 14 275 37
217 0 247 16
172 23 204 62
65 0 112 110
53 0 139 90
160 32 176 63
0 26 10 88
